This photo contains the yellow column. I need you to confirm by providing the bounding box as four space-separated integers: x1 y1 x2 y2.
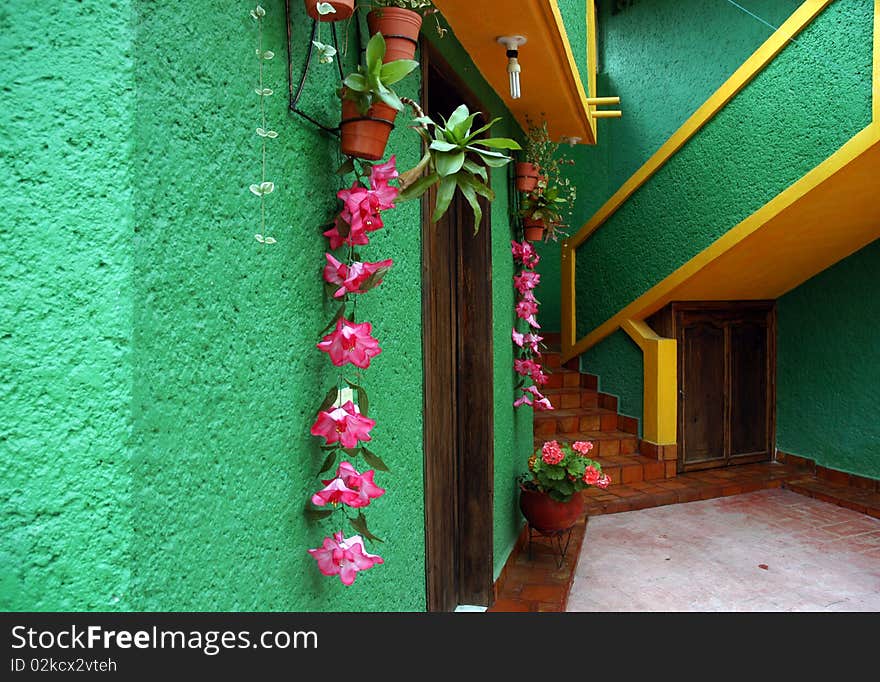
621 319 677 445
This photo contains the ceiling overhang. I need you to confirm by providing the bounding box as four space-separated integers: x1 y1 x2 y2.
432 0 596 144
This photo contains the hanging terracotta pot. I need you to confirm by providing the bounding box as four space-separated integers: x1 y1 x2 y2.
519 486 584 533
515 162 540 192
340 97 398 161
304 0 354 21
367 7 423 62
523 218 545 242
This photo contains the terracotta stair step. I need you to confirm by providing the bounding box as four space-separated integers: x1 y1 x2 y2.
534 430 640 457
591 452 670 484
534 409 625 437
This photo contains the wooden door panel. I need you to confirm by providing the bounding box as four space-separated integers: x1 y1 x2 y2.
729 321 769 458
681 321 726 466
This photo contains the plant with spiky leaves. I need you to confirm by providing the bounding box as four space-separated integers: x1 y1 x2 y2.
398 104 520 226
341 32 418 115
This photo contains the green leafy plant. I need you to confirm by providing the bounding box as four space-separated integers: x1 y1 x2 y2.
519 440 609 503
342 32 418 114
398 104 521 226
371 0 434 13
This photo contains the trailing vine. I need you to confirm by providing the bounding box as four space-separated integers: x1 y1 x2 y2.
250 5 278 245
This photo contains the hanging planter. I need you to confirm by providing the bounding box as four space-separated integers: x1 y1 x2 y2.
515 162 540 192
340 97 398 160
367 7 423 62
523 218 545 242
305 0 355 21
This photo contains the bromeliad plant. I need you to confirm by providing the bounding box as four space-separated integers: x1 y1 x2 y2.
399 104 521 226
306 156 401 586
520 440 610 503
342 33 418 115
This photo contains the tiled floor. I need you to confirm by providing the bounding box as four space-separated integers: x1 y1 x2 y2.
567 488 880 611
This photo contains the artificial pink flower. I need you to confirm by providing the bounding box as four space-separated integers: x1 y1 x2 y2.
541 440 564 465
368 156 399 209
534 397 554 411
511 240 540 268
516 299 539 320
514 358 540 378
520 289 538 303
513 270 541 293
513 394 532 408
573 441 594 455
583 465 601 486
523 332 543 354
312 461 385 509
532 368 548 385
317 318 381 369
310 401 376 448
324 215 370 250
323 254 393 298
526 314 541 329
597 474 611 489
307 532 384 586
512 329 525 347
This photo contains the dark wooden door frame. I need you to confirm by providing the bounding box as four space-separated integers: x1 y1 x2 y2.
421 42 495 612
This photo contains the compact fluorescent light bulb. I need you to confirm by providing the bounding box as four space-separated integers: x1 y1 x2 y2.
497 36 527 100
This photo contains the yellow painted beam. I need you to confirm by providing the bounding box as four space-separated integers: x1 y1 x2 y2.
621 320 677 446
432 0 596 143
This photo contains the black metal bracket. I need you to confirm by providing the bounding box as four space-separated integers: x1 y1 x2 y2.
284 0 347 137
527 524 575 569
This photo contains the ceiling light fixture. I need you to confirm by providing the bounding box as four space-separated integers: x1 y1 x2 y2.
496 35 527 99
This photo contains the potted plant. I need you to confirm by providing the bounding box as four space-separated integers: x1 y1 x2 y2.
518 439 609 533
518 174 575 242
367 1 435 62
305 0 355 21
397 103 520 226
340 32 418 160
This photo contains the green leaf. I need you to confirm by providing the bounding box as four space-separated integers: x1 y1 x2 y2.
429 139 459 153
380 59 418 85
398 171 439 202
318 450 338 474
365 33 386 73
459 173 495 202
477 137 522 150
345 379 369 417
474 150 512 168
435 151 465 177
432 175 457 222
350 512 384 543
318 385 339 413
466 145 508 158
446 104 470 132
362 447 390 472
456 174 482 230
375 87 404 112
342 447 362 458
318 303 346 337
343 73 368 92
336 158 355 175
304 505 334 521
453 112 479 141
463 116 503 142
462 159 487 183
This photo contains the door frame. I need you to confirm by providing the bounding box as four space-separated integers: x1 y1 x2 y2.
420 42 495 612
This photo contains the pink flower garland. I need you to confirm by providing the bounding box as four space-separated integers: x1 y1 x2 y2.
511 240 554 411
308 157 400 586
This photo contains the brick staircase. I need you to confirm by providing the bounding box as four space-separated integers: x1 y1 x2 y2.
535 338 675 487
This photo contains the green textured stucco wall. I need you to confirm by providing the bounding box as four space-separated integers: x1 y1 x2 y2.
1 1 135 610
554 0 872 433
2 1 530 610
777 239 880 479
425 22 533 581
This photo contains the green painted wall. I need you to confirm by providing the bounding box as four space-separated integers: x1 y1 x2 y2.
2 1 530 610
583 330 643 433
777 239 880 480
1 1 135 610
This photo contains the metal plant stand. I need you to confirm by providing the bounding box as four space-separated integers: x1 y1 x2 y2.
527 524 575 569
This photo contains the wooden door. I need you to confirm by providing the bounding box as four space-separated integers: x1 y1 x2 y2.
676 302 775 472
421 45 494 612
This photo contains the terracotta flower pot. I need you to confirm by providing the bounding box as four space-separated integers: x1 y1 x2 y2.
515 162 540 192
367 8 423 63
304 0 354 21
519 486 584 533
523 218 545 242
340 97 398 161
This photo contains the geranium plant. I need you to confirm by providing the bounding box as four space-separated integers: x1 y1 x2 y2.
520 440 610 503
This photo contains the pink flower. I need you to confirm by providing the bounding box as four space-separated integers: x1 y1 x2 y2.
307 532 384 586
597 474 611 489
368 156 399 209
310 401 376 448
583 465 601 486
541 440 564 465
573 441 594 455
324 215 370 250
317 318 381 369
512 329 525 347
523 332 543 354
516 299 539 320
513 394 532 408
514 358 539 378
312 461 385 508
513 270 541 293
323 254 393 298
511 240 540 268
534 397 554 411
520 289 538 303
532 369 548 385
